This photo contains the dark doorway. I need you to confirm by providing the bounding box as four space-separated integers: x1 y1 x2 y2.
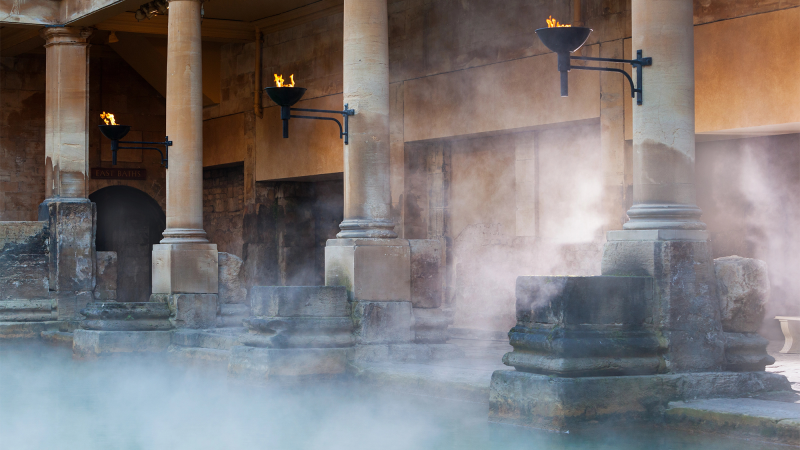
89 186 165 302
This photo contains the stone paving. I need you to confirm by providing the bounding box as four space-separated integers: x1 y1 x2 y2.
766 340 800 392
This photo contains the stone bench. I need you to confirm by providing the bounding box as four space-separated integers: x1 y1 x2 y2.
776 316 800 353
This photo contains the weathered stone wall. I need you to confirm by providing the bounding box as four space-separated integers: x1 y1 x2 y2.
203 164 245 257
0 54 46 221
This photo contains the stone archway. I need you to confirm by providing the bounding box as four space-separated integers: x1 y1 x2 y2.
89 186 165 302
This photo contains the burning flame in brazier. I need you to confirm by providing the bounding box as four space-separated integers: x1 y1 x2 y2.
546 15 571 28
274 74 295 88
101 112 117 125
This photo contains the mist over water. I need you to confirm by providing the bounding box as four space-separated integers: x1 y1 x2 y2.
0 343 784 450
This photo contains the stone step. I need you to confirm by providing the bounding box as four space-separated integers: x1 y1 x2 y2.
665 397 800 446
250 286 349 318
172 329 245 350
0 299 57 321
166 345 230 369
219 303 249 316
41 330 73 347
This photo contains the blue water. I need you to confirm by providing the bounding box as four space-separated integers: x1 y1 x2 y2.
0 343 784 450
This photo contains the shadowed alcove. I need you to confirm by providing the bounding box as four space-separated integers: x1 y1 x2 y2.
89 186 166 302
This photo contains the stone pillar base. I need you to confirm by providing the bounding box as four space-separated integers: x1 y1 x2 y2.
40 200 96 305
489 369 791 431
601 230 725 373
325 238 411 302
151 293 217 329
151 243 218 294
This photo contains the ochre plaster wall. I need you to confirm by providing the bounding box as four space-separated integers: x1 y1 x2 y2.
203 113 246 168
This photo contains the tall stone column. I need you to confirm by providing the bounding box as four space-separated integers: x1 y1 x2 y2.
39 27 96 319
602 0 724 372
338 0 395 239
624 0 704 231
326 0 414 358
151 0 218 328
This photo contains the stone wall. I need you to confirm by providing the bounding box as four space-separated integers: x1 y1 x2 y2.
0 54 46 221
203 164 245 257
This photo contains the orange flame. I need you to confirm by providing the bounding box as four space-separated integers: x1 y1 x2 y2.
274 74 295 88
100 111 116 126
546 15 571 28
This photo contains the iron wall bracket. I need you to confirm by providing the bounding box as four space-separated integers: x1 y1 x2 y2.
111 137 172 168
280 104 356 144
569 50 652 105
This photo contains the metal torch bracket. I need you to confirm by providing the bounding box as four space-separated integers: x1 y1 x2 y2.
569 50 652 105
111 137 172 168
280 104 356 144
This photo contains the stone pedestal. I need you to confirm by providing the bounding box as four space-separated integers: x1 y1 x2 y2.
228 286 353 381
73 301 174 358
503 276 663 377
602 230 725 372
151 243 218 294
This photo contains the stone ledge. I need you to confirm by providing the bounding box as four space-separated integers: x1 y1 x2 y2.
665 397 800 446
228 346 351 381
489 369 791 431
0 320 75 339
73 329 173 358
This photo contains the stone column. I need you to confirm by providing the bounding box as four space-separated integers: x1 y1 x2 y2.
39 27 96 319
151 0 218 328
326 0 414 359
624 0 704 231
602 0 724 372
338 0 395 239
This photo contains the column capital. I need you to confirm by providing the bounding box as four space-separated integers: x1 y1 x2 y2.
41 27 92 47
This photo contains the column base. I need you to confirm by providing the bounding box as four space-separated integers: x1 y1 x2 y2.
336 219 397 239
325 238 411 302
623 203 706 230
152 243 218 294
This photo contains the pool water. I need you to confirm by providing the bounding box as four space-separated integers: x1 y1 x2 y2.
0 343 784 450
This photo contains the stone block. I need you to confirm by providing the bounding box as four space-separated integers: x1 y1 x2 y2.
325 238 411 302
217 303 249 327
0 299 57 322
241 317 354 348
351 301 414 344
412 308 453 343
79 301 173 331
94 251 117 300
0 221 49 299
504 276 662 377
601 234 725 373
724 331 775 371
249 286 349 317
152 243 219 294
57 291 92 321
42 200 96 293
228 346 350 381
409 239 443 308
218 252 247 304
167 294 218 329
489 369 791 431
0 321 64 339
73 329 173 358
714 256 769 333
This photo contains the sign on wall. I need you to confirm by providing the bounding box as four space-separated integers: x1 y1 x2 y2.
90 168 147 180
